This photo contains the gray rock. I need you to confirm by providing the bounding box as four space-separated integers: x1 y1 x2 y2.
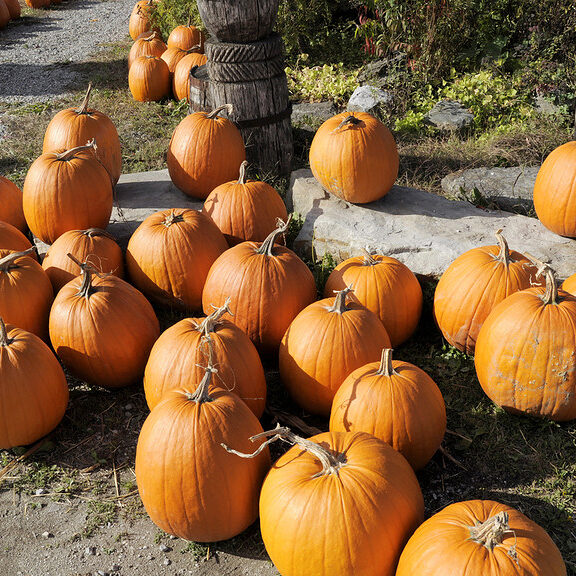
441 166 540 214
291 102 337 130
347 85 393 116
159 544 172 553
424 100 474 131
534 95 562 116
357 53 406 85
287 169 576 280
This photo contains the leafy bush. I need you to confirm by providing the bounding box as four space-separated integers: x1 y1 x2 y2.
151 0 201 40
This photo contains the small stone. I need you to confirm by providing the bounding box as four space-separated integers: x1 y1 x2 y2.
35 488 47 496
96 571 109 576
163 558 172 566
125 403 134 411
85 547 97 556
169 535 177 540
347 85 393 116
424 100 474 131
159 544 171 553
110 565 120 571
41 531 53 538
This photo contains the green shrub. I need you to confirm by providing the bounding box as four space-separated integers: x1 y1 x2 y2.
151 0 201 40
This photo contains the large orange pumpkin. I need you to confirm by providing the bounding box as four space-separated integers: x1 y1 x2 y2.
202 217 317 353
126 208 228 310
279 287 391 416
167 104 246 199
128 56 171 102
49 257 160 388
396 500 566 575
330 348 446 470
0 221 34 256
144 299 267 416
324 250 422 346
167 23 205 51
533 141 576 237
136 361 270 542
433 231 540 355
3 0 19 19
128 0 160 40
203 160 288 246
0 176 26 232
172 51 207 102
23 141 113 245
127 31 167 69
309 112 399 204
475 261 576 421
0 319 69 450
42 84 122 185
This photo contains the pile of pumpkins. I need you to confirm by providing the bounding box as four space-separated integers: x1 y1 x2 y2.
0 54 574 573
127 0 206 102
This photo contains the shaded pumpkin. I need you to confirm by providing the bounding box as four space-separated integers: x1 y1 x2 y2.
160 46 195 80
0 0 9 29
396 500 566 576
127 31 167 68
0 221 35 257
0 175 26 232
4 0 20 19
172 51 207 101
167 23 205 51
129 0 160 40
128 55 171 102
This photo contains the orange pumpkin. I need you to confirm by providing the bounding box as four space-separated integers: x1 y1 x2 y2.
0 221 34 257
0 176 26 232
126 208 228 310
0 0 8 28
4 0 20 19
128 0 160 40
172 51 207 101
160 46 192 80
396 500 566 576
128 31 167 69
330 348 446 470
42 84 122 185
533 141 576 237
433 231 540 355
309 112 399 203
167 23 205 51
561 272 576 296
324 250 422 347
0 319 69 450
42 228 124 293
203 160 288 246
167 104 246 199
202 217 317 353
24 0 49 7
128 55 171 102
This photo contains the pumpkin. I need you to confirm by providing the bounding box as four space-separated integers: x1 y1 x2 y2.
4 0 20 19
128 55 171 102
0 249 53 341
202 217 317 353
224 426 423 576
203 160 288 246
562 273 576 295
128 31 167 68
324 250 422 347
42 228 124 293
160 46 193 79
172 51 207 101
533 141 576 237
24 0 49 7
0 176 26 232
42 84 122 185
167 104 246 199
126 208 227 310
0 318 69 450
396 500 566 576
167 23 205 51
475 259 576 421
23 140 113 245
136 357 270 542
309 112 399 204
279 286 391 416
0 0 9 29
0 221 35 257
128 0 160 40
49 256 160 388
330 348 446 470
433 230 540 355
144 298 267 416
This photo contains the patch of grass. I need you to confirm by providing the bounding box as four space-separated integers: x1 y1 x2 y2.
83 500 117 538
181 540 210 560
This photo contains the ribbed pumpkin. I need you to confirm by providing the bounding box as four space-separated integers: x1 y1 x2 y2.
0 221 35 257
23 141 113 245
167 23 205 51
279 287 391 416
0 319 69 450
128 55 171 102
167 104 246 199
533 141 576 237
0 249 53 340
203 160 288 246
324 250 422 347
126 208 227 310
172 51 207 101
475 260 576 421
330 348 446 470
42 84 122 185
562 273 576 295
4 0 20 19
128 31 167 69
42 228 124 293
433 231 540 355
136 360 270 542
202 217 317 353
396 500 566 576
0 1 8 29
229 427 423 576
309 112 399 204
49 257 160 388
160 46 192 80
0 176 26 232
128 0 159 40
144 299 267 416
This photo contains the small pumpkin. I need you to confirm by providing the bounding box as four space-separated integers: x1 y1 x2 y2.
128 55 171 102
129 0 160 40
0 176 26 232
561 273 576 296
167 23 205 51
128 31 167 69
203 160 288 246
172 51 207 102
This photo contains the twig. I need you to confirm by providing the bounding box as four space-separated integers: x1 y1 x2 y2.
439 445 468 471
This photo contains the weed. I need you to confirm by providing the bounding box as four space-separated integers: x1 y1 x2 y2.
83 501 117 538
181 541 210 560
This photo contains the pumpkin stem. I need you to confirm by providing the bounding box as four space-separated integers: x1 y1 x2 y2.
187 43 202 53
361 247 380 266
163 211 185 227
237 160 249 185
75 83 93 115
0 247 36 271
194 297 233 335
82 228 115 240
525 253 558 305
206 104 233 119
375 348 396 376
333 114 363 132
67 253 97 299
494 229 511 266
221 424 347 477
186 337 217 404
257 215 292 256
468 512 516 552
328 285 354 314
0 317 12 347
56 139 97 162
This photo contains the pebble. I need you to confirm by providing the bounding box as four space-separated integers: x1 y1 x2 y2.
41 531 53 538
110 565 121 572
159 544 172 553
125 403 134 411
35 488 48 496
85 547 97 556
163 558 172 566
96 571 109 576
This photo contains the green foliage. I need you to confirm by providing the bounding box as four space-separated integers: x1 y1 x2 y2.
151 0 202 40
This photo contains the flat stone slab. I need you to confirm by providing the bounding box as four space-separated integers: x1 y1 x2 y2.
441 166 539 214
287 169 576 280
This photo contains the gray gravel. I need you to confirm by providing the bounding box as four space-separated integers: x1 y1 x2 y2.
0 0 135 103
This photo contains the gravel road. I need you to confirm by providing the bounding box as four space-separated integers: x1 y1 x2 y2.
0 0 135 103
